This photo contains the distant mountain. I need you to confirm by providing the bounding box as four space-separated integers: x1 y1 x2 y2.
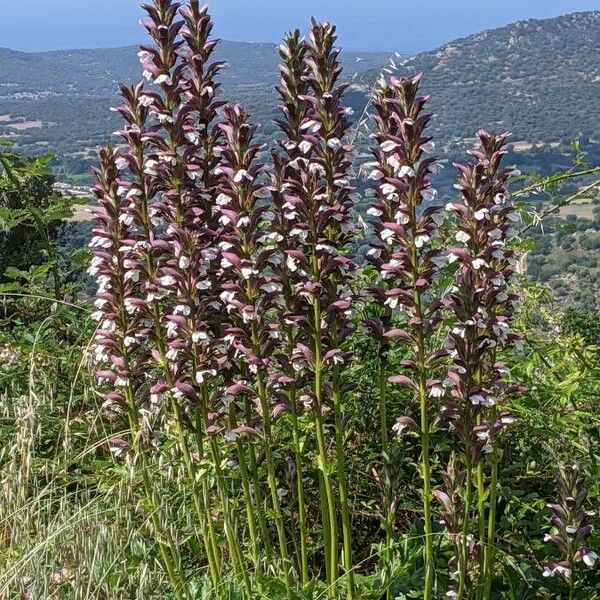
353 11 600 169
0 42 389 182
1 12 600 185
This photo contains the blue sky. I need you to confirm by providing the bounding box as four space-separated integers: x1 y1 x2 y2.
1 0 599 53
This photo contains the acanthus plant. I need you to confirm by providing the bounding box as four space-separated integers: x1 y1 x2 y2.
214 103 294 593
90 148 189 599
88 1 561 598
270 19 360 598
365 73 446 600
92 0 251 594
543 462 597 600
269 28 312 586
442 131 525 599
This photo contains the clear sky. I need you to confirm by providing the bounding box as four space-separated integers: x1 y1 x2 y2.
1 0 599 53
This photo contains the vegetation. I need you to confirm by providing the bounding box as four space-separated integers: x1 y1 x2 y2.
1 2 600 599
0 42 388 184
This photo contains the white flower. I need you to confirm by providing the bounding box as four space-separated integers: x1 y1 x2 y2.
233 169 249 183
185 131 200 144
469 394 495 407
178 256 190 269
474 208 489 220
196 369 217 384
154 74 172 85
286 255 299 272
422 187 437 202
124 269 140 283
299 140 312 154
380 140 399 152
455 231 471 243
395 210 409 225
261 282 282 293
160 275 176 286
192 331 208 343
290 227 308 242
381 183 396 196
384 296 399 309
119 212 134 226
368 168 384 180
367 207 383 217
428 385 444 398
137 50 153 63
89 236 112 249
415 234 429 248
242 309 256 323
472 258 487 270
174 304 191 316
316 243 335 254
583 550 598 567
398 165 415 178
380 228 395 244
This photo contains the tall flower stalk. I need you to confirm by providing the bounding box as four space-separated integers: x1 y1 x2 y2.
444 130 524 599
366 73 445 600
270 29 312 585
99 0 255 592
543 462 597 600
90 147 188 599
215 103 294 595
271 19 359 596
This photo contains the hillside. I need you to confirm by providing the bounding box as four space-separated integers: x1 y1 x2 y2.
354 11 600 172
0 42 389 182
1 12 600 185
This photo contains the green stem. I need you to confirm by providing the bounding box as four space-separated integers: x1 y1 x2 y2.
410 241 434 599
201 387 252 597
379 355 394 598
319 471 333 584
124 390 188 600
482 452 499 600
150 310 222 590
228 403 262 573
418 373 435 600
332 369 355 598
192 406 222 587
569 570 575 600
253 365 294 599
244 419 274 564
177 405 222 590
457 452 473 600
289 379 310 586
313 298 339 595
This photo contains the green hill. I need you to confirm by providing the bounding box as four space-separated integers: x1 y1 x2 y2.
1 12 600 184
353 11 600 174
0 42 389 183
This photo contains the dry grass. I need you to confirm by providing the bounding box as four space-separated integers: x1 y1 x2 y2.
0 360 170 599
